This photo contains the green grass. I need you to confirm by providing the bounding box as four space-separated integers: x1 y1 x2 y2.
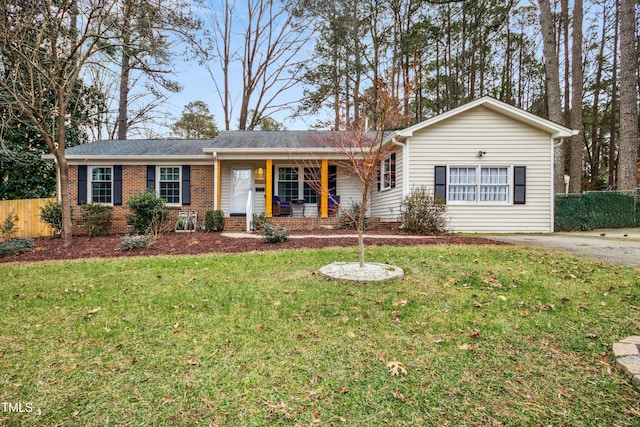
1 244 639 426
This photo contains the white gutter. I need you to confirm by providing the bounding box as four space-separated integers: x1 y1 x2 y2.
392 137 409 199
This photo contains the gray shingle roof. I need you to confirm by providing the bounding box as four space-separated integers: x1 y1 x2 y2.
211 131 337 150
64 131 388 158
65 139 216 157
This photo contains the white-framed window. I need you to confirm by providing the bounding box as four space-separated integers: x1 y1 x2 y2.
379 154 396 191
158 166 181 205
89 166 113 204
448 166 510 204
275 165 320 203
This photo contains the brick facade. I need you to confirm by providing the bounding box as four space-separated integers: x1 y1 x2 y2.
69 164 376 234
70 164 215 235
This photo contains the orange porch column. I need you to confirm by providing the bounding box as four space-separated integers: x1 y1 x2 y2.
266 159 273 217
215 159 221 210
320 159 328 218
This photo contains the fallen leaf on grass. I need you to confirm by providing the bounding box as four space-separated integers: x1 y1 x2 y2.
162 396 173 405
392 389 405 400
386 361 407 376
87 307 101 314
187 358 199 366
458 343 476 351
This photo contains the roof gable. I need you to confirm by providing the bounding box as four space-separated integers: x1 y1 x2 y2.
389 97 577 142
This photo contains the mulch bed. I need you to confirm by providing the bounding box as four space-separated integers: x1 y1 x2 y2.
1 228 506 264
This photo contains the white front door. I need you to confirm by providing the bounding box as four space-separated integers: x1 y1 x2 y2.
231 167 253 214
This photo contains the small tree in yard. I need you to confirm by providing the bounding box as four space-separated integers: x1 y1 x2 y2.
307 79 410 268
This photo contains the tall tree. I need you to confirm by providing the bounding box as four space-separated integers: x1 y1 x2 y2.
537 0 565 194
0 0 115 246
108 0 201 139
204 0 311 130
569 0 584 193
171 101 219 139
618 0 639 190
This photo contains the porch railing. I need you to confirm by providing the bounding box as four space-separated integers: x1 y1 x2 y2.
245 190 253 232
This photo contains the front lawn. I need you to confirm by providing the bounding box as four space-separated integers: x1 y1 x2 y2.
1 245 639 426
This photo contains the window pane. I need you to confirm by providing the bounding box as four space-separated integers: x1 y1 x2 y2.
160 167 180 181
480 167 508 201
90 167 112 203
92 182 112 204
449 167 476 201
303 167 319 203
159 167 180 204
92 167 111 181
160 182 180 204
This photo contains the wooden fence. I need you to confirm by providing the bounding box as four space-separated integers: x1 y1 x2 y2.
0 198 56 238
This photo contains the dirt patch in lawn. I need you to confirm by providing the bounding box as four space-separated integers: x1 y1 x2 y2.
1 227 505 264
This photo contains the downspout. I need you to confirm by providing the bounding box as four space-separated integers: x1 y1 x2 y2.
392 137 409 199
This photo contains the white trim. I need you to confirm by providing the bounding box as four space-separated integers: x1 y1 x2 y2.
88 166 114 206
446 165 513 205
386 96 578 144
157 166 182 207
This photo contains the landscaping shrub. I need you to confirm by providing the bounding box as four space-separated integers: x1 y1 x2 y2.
252 212 268 232
399 186 448 235
121 234 154 251
0 238 35 257
0 210 19 241
126 190 169 236
262 223 289 243
40 201 65 236
81 204 113 236
205 210 225 232
337 202 370 230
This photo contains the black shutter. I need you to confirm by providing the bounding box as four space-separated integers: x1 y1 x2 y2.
377 161 381 191
181 165 191 205
146 165 156 190
435 166 446 203
390 153 396 189
113 165 122 205
514 166 526 204
77 165 87 204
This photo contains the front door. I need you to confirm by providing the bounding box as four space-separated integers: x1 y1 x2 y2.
230 167 253 214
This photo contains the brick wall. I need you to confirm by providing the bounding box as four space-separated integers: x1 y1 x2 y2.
69 164 215 235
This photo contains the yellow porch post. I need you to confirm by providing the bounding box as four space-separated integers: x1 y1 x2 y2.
215 159 221 210
320 159 329 218
266 159 273 217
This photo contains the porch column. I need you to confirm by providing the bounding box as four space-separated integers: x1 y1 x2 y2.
320 159 328 218
266 159 273 217
215 158 221 210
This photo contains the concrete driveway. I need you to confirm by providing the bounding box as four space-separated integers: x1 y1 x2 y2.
485 228 640 268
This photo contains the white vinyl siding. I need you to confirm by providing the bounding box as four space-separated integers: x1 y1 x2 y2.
370 148 404 222
407 106 553 232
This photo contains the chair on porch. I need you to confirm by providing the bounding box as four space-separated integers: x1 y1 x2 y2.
328 195 340 217
318 195 340 217
272 195 292 216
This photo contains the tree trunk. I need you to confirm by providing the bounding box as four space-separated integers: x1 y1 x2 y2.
569 0 583 193
117 47 131 140
618 0 639 191
609 0 619 187
538 0 565 194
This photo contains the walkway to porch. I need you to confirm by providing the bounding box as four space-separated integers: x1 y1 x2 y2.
223 216 381 232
